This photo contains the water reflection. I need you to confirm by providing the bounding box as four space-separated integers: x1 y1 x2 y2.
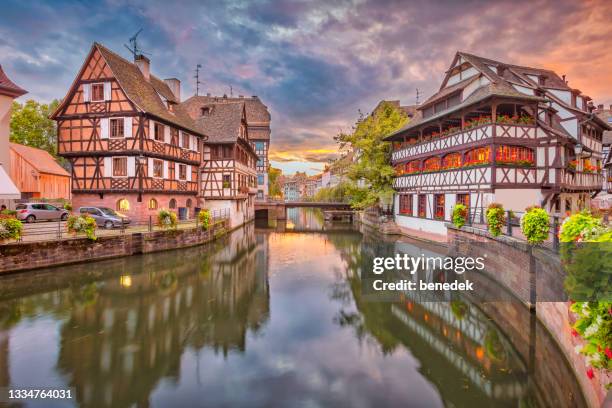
0 210 585 407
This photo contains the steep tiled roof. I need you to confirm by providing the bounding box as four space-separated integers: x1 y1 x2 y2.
93 43 203 136
0 65 27 98
180 95 271 140
9 143 69 177
195 102 245 143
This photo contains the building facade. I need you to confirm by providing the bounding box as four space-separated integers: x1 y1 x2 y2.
385 52 609 237
181 95 271 200
9 143 71 200
52 43 206 223
594 104 612 207
184 102 258 228
0 65 26 205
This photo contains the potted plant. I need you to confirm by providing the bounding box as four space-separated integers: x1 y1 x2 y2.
0 215 23 243
452 204 468 228
520 206 550 244
486 203 505 236
198 209 212 230
67 214 97 241
157 208 178 230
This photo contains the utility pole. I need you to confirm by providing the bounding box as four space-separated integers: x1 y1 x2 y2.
416 88 421 105
229 84 233 97
194 64 202 96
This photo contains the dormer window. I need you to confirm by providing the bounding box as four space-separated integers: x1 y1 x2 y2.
538 75 546 86
91 83 104 102
201 107 211 116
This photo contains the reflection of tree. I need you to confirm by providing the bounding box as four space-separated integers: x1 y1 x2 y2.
0 223 270 408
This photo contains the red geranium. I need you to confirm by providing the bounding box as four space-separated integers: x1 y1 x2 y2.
586 368 594 379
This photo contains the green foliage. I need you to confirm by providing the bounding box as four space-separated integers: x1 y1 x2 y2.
10 99 63 161
313 181 353 203
0 209 17 217
452 204 467 228
157 209 178 230
571 302 612 373
559 211 604 243
520 206 550 244
450 300 468 320
484 329 507 362
0 216 23 242
486 203 505 237
335 101 408 209
268 167 283 198
63 202 73 211
198 209 211 230
67 214 97 241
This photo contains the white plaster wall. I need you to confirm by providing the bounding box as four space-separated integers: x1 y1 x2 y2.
207 199 252 229
0 94 12 173
549 89 572 105
493 189 542 212
394 214 448 236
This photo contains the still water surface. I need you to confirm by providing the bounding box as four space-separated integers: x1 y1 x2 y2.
0 208 585 407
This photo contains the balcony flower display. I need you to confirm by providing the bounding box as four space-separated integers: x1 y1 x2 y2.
464 147 491 167
496 114 535 125
495 146 535 167
464 116 492 130
406 161 421 174
442 153 462 170
423 157 441 173
567 160 577 171
442 126 461 136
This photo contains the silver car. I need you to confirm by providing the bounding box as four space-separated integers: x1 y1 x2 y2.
78 207 130 229
15 203 69 223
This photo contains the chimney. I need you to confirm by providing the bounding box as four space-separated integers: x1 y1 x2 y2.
562 74 567 83
135 54 150 81
598 104 604 111
164 78 181 102
609 104 612 110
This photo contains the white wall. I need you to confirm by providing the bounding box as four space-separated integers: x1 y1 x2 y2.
394 214 448 236
493 189 542 212
207 199 253 229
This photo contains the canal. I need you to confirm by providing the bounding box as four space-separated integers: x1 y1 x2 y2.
0 208 585 407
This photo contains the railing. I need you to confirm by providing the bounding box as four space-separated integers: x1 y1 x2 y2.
4 208 231 245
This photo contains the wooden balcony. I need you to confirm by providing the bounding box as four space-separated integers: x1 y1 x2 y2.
560 170 603 191
60 137 200 165
391 124 538 163
394 166 492 191
72 176 198 194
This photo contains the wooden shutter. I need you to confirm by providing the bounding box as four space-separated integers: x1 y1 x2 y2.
82 84 91 102
186 165 192 181
164 126 170 144
127 157 136 177
124 117 132 138
163 161 169 179
149 119 155 139
100 118 109 139
148 158 153 178
103 82 111 101
103 157 112 177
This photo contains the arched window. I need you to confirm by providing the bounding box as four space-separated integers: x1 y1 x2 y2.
117 198 130 212
442 153 462 169
495 145 534 165
186 199 192 208
148 198 158 210
423 157 441 172
464 147 491 166
169 198 177 209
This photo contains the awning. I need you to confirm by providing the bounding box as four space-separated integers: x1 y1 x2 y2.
0 164 20 199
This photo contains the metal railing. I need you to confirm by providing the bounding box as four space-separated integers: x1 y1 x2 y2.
5 208 231 244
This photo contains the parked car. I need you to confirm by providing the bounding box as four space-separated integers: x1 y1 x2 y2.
15 203 69 223
78 207 130 229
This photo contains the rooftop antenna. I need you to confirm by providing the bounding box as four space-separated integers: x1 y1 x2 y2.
124 28 149 58
194 64 202 96
230 84 233 97
416 88 422 105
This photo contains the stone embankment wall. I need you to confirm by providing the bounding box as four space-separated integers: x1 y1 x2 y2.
447 224 609 408
0 220 229 274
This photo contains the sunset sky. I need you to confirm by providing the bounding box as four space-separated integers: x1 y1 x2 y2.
1 0 611 175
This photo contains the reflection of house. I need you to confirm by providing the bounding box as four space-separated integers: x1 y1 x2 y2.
181 94 271 201
594 104 612 206
282 172 307 201
385 52 609 237
9 143 71 199
51 43 206 222
0 65 26 204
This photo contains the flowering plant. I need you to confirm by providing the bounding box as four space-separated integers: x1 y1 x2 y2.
464 116 492 129
157 209 178 230
567 160 577 171
486 203 506 236
452 204 468 228
0 215 23 242
520 206 550 244
198 209 212 230
67 214 97 241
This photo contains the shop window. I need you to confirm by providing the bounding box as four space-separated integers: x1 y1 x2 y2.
399 195 413 215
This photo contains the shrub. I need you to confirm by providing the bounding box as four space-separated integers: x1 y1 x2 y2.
0 216 23 242
486 203 505 236
0 209 17 217
559 211 604 243
571 302 612 374
63 202 73 211
520 206 550 244
67 214 97 241
157 209 177 230
198 209 211 230
452 204 467 228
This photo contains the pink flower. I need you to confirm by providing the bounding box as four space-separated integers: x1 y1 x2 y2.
605 348 612 360
586 368 594 379
571 328 579 337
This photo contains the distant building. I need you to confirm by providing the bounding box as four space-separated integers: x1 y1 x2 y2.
181 94 271 201
283 179 299 201
594 104 612 207
9 143 71 200
0 65 26 205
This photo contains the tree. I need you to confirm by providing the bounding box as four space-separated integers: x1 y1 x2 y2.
268 167 283 198
10 99 61 158
335 101 408 209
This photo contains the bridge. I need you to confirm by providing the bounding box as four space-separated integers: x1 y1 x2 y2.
254 200 352 221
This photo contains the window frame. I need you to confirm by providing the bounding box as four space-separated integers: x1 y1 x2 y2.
91 83 105 102
418 194 427 218
434 194 445 220
178 164 187 180
154 123 165 142
152 159 164 179
112 156 128 178
110 118 125 139
399 194 413 216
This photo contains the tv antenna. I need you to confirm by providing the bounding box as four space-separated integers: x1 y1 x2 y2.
124 28 149 58
229 84 233 97
416 88 422 105
194 64 202 96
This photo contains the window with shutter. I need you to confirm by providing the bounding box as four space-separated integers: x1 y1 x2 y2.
91 83 104 101
110 119 125 138
112 157 128 177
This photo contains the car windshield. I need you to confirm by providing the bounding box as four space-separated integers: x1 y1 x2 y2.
15 205 26 210
99 208 118 216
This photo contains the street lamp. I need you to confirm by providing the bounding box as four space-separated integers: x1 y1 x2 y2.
574 143 583 158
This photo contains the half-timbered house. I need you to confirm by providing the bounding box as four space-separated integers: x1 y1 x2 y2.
51 43 207 222
385 52 610 237
186 102 258 227
181 94 271 200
